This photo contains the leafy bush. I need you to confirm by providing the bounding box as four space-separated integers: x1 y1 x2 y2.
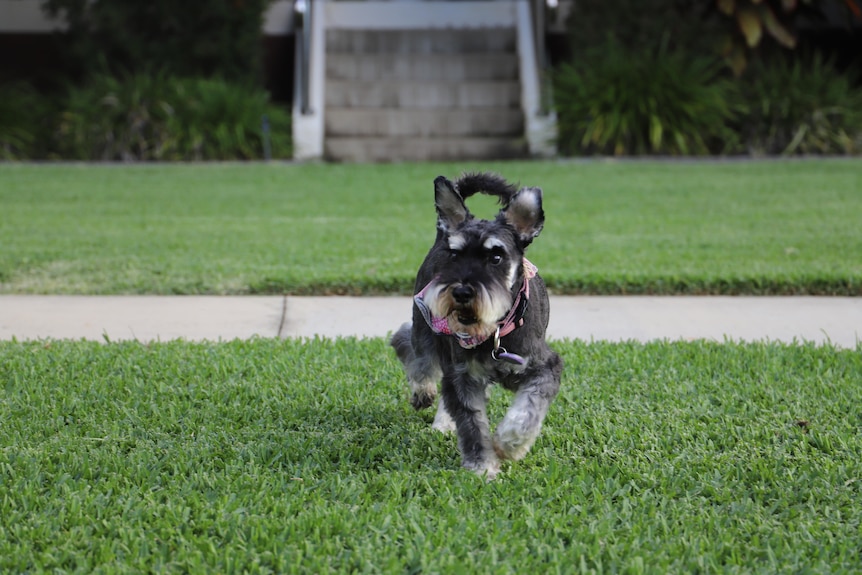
56 73 171 161
553 40 741 156
736 53 862 155
168 78 292 161
55 73 291 161
0 83 54 160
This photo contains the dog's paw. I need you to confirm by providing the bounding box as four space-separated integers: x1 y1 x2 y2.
430 399 456 433
463 458 501 481
493 433 535 462
493 406 542 461
410 390 435 410
431 416 456 434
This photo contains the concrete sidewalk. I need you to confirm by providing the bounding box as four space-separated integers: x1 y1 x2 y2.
1 295 860 347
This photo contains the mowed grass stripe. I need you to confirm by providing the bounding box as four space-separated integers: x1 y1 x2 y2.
1 160 860 295
1 338 860 573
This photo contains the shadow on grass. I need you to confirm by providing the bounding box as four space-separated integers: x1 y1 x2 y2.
279 402 459 475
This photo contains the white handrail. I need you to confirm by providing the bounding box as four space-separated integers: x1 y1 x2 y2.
293 0 312 115
292 0 325 159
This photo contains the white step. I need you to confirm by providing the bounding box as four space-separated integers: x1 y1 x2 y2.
326 28 517 54
326 54 518 82
325 81 521 109
325 108 523 137
325 137 527 162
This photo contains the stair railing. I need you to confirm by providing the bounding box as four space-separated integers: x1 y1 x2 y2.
291 0 325 159
531 0 555 116
294 0 312 115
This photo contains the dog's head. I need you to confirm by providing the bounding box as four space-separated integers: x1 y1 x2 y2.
422 174 545 340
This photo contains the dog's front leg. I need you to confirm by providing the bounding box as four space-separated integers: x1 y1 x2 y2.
494 356 562 461
441 370 500 479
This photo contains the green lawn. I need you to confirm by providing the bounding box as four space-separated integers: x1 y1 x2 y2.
1 338 860 573
1 159 860 295
3 161 861 572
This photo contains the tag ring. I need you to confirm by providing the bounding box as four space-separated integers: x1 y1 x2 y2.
491 326 505 361
491 346 508 361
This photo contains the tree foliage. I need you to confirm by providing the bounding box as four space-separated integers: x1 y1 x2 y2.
41 0 273 83
717 0 862 75
564 0 861 75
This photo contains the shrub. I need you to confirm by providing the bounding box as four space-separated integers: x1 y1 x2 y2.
55 73 291 161
56 72 172 161
167 78 292 161
553 40 741 156
736 53 862 155
0 82 55 160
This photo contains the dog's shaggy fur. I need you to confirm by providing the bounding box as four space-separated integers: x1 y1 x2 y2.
391 173 563 479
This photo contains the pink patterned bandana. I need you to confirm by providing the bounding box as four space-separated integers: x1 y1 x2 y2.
414 258 538 349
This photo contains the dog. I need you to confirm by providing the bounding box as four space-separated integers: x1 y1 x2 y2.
390 172 563 479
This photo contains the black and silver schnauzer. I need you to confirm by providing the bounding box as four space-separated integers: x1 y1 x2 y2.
391 172 563 479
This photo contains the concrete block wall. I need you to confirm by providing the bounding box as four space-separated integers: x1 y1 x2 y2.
323 28 526 162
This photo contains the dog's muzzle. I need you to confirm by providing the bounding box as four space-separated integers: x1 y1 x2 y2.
450 285 478 324
414 258 537 349
451 285 475 305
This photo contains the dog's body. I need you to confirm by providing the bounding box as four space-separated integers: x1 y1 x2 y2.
391 173 563 479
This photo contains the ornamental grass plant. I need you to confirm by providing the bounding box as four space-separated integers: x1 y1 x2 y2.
736 53 862 155
554 40 740 156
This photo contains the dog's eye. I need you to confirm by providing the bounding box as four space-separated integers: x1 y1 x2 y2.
449 250 460 260
489 253 503 266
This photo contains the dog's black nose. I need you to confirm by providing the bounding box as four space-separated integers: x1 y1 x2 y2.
452 285 475 304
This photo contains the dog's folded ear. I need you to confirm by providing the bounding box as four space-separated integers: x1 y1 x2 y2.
434 176 472 233
499 187 545 245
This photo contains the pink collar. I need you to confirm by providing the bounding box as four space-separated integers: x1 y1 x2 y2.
414 259 537 349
